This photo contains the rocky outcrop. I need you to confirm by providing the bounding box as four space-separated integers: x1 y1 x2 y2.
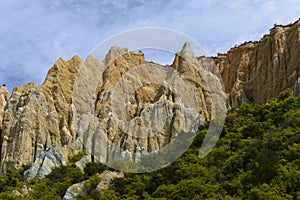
74 43 225 171
11 185 32 197
0 85 9 110
215 19 300 108
63 180 86 199
75 155 92 171
1 19 300 175
63 170 124 199
0 85 9 131
23 147 67 179
0 55 82 173
95 170 124 192
0 42 225 174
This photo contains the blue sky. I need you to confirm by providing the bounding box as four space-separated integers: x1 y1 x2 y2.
1 0 300 91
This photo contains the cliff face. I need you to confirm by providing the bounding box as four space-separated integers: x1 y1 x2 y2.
0 85 9 132
0 19 300 174
0 56 84 173
215 19 300 108
0 43 225 174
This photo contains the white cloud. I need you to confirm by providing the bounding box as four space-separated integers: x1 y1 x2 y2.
0 0 300 91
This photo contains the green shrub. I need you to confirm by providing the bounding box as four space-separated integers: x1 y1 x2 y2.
84 162 107 177
68 152 87 163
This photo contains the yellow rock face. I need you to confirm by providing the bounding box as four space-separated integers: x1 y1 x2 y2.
215 20 300 108
0 84 9 132
1 19 300 173
0 43 226 173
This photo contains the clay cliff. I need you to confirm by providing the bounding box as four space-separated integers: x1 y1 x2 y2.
0 42 226 174
0 19 300 174
0 85 9 133
213 19 300 108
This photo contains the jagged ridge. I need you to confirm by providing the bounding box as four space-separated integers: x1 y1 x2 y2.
0 42 226 175
0 19 299 175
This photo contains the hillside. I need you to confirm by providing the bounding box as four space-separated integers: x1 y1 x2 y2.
0 89 299 199
0 18 299 199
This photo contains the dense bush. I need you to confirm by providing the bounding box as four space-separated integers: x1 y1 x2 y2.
106 89 300 199
68 151 87 163
84 162 107 177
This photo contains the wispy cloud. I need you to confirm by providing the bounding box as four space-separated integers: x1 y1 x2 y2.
0 0 300 91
